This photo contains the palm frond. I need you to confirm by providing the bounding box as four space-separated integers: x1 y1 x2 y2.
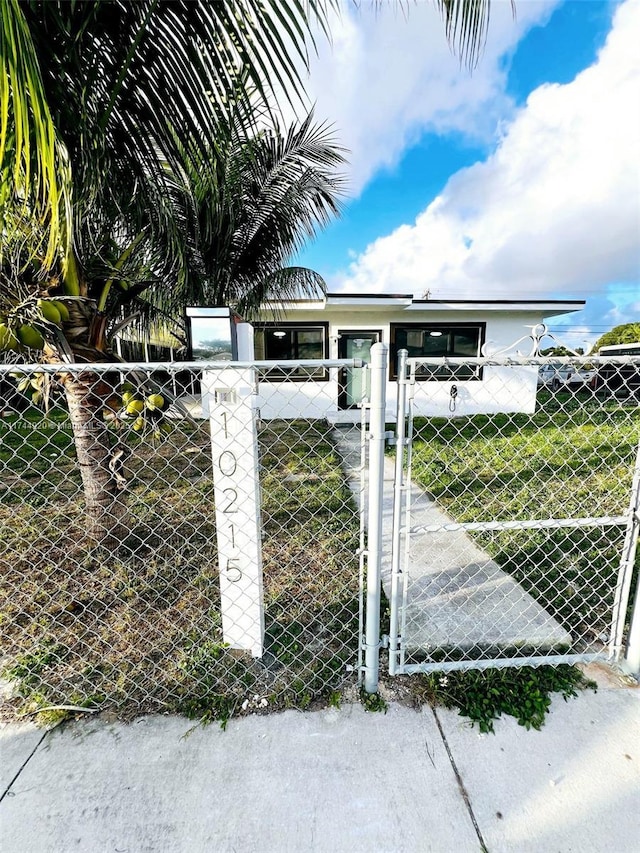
434 0 513 69
3 0 334 291
168 109 346 320
0 0 71 270
236 266 328 318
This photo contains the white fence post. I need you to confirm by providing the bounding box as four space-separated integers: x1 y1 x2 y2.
203 367 265 657
389 349 408 676
364 343 388 694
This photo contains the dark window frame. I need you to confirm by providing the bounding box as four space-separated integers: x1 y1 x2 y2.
389 322 486 381
254 321 330 382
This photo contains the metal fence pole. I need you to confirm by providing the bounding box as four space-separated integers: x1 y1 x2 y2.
624 580 640 675
363 343 388 694
357 369 369 688
389 349 408 676
622 442 640 675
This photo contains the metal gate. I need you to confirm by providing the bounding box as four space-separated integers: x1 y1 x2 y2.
387 349 640 676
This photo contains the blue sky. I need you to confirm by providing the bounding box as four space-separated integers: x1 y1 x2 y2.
292 0 639 350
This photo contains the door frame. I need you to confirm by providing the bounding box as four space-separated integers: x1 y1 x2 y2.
337 330 382 409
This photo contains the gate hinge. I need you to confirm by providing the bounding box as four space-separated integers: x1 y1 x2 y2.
361 635 388 650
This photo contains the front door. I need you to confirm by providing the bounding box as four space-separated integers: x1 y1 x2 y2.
338 332 381 409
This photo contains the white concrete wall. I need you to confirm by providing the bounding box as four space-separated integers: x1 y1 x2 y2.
252 308 547 421
406 365 539 419
256 370 341 421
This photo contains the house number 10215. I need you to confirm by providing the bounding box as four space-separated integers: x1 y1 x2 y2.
204 367 265 658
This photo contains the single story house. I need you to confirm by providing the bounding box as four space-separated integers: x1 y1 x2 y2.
189 294 586 421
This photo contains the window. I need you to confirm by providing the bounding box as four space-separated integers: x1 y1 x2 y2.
254 323 329 380
390 323 484 380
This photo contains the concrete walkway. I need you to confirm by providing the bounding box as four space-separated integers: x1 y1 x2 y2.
1 672 638 853
332 427 571 659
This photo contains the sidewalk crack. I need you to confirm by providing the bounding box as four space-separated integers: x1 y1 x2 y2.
431 706 489 853
0 728 52 803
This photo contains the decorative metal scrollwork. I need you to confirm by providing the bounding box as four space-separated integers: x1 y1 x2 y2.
481 323 584 359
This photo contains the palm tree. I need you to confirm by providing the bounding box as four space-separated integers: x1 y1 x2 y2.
1 0 330 265
158 108 346 328
1 0 334 542
1 0 497 544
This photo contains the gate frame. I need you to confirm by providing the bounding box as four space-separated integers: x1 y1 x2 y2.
386 353 640 678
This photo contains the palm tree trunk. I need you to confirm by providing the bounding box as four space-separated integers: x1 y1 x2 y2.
62 371 128 547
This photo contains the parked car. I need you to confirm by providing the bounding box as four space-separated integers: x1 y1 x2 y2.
537 364 595 391
591 343 640 397
570 368 596 387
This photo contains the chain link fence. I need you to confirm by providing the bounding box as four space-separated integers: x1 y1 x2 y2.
390 355 640 674
0 360 365 722
3 354 639 718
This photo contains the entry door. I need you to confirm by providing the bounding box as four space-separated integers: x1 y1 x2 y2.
338 332 381 409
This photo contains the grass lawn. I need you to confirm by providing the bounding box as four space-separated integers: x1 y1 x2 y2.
0 411 361 724
3 386 637 726
406 389 639 647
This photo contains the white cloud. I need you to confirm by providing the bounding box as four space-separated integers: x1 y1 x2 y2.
335 0 640 304
299 0 560 194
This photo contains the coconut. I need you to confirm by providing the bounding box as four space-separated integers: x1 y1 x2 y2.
50 300 70 322
125 399 145 416
145 393 165 411
0 323 19 352
37 299 62 326
17 325 45 350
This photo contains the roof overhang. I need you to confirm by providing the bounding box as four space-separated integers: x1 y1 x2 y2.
325 293 414 309
409 299 586 315
259 295 586 315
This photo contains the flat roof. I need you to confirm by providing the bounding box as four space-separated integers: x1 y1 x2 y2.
411 299 586 307
263 294 586 312
326 293 414 300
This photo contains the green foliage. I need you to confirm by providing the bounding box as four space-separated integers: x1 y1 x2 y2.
265 621 306 666
178 692 238 731
1 0 328 280
420 665 597 733
328 690 342 709
540 345 582 357
4 640 64 689
0 2 348 368
360 689 388 713
594 323 640 351
175 111 346 322
0 0 71 270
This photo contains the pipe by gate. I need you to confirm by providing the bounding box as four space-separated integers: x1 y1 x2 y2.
363 343 388 694
389 349 409 676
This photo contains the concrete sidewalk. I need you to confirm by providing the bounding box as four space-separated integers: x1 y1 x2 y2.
1 672 638 853
332 427 570 658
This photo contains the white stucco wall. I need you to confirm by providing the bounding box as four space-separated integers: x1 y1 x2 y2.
406 365 539 419
256 370 342 421
249 303 574 421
